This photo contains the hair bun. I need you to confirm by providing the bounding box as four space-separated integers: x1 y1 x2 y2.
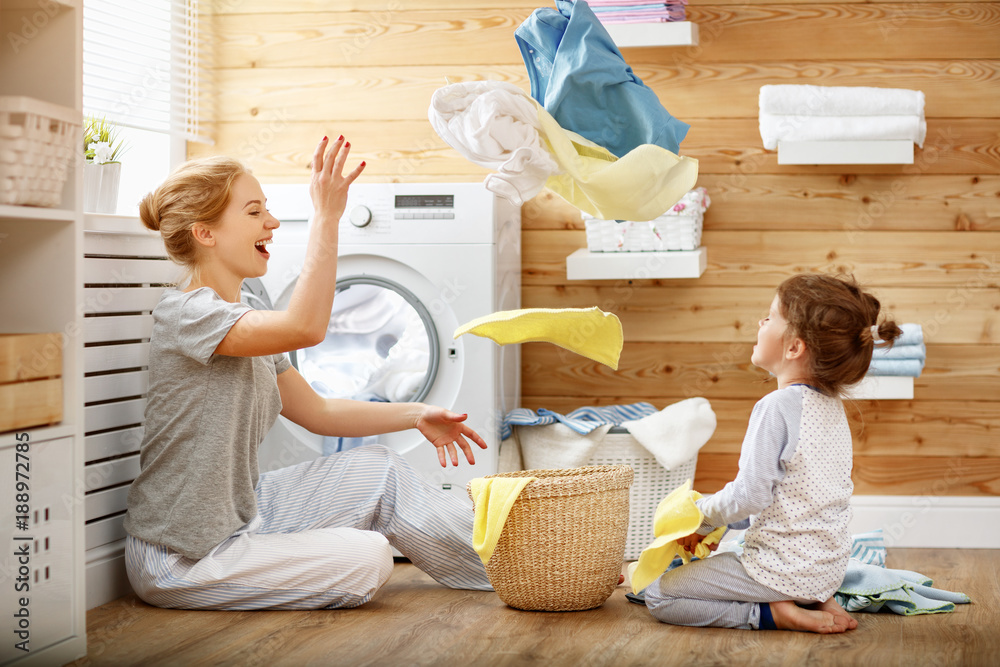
876 320 903 346
138 192 161 232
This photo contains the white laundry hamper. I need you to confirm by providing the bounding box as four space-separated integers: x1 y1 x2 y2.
586 426 698 560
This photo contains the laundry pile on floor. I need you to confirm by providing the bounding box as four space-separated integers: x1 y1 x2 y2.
869 323 925 378
428 0 697 221
589 0 687 24
758 84 926 150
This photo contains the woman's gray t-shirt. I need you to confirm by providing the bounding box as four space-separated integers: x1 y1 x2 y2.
123 287 291 559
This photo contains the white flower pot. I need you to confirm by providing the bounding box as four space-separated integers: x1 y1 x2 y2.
83 161 121 214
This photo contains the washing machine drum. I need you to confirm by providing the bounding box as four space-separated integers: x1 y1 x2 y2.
290 276 440 404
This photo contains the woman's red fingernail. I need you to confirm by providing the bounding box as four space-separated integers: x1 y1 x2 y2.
360 161 366 167
338 135 344 141
345 142 351 148
322 136 328 141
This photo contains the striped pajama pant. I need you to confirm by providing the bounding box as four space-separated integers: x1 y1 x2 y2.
643 552 813 630
125 445 492 610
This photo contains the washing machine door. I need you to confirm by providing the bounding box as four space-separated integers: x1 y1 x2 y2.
293 276 440 406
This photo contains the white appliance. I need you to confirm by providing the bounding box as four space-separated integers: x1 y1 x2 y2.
252 182 521 503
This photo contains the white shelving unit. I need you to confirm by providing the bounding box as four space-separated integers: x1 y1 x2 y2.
566 247 707 280
777 140 915 165
0 0 87 664
845 375 915 400
604 21 699 48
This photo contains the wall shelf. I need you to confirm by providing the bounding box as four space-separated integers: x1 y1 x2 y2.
846 375 914 400
604 21 698 48
777 140 914 165
0 204 77 222
566 246 706 280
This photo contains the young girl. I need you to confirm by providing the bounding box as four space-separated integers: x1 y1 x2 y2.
643 274 901 633
123 136 493 610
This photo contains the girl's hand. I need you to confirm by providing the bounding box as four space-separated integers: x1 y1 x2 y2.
309 135 365 226
678 532 717 555
414 405 488 467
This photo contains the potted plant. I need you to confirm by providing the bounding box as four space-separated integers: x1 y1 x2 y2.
83 115 128 213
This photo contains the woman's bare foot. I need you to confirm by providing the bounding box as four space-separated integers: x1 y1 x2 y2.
769 600 852 634
815 597 858 630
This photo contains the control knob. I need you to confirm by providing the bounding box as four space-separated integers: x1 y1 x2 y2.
349 205 372 228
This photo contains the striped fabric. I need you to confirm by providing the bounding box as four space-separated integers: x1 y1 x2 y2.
125 446 491 610
502 402 657 440
849 529 887 566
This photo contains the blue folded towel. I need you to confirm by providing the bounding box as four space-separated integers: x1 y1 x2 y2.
502 402 657 440
882 322 923 347
868 358 924 377
872 342 926 362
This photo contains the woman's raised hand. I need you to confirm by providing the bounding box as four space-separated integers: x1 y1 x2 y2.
414 405 489 468
309 135 365 227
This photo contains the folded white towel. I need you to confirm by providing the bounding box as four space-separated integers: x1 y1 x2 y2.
759 113 927 150
516 422 613 470
759 85 925 117
622 397 716 471
428 80 558 206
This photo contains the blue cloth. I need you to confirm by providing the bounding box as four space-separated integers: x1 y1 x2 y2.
867 358 924 377
515 0 690 158
502 402 657 440
835 529 971 615
872 342 926 362
887 323 923 347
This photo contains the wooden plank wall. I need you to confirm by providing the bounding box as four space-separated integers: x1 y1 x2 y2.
197 0 1000 496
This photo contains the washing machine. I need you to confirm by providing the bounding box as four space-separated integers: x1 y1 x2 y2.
252 182 521 503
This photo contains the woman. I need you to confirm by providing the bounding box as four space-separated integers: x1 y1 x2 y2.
123 136 492 610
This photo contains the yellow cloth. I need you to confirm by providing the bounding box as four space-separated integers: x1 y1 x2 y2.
535 102 699 222
469 476 536 565
453 307 624 370
628 480 728 594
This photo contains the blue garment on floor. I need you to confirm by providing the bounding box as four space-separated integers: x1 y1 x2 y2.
502 402 657 440
515 0 690 158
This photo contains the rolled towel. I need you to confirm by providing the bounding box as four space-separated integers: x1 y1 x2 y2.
868 358 924 377
759 85 925 117
759 113 926 150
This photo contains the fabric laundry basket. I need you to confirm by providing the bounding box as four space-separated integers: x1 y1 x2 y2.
587 428 698 560
468 465 633 611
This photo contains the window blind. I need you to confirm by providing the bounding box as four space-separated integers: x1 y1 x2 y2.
82 0 213 145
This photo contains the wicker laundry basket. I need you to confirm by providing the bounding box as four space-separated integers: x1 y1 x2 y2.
0 96 80 207
468 465 633 611
587 428 698 560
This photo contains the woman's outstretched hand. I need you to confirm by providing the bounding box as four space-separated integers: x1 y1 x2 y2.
414 405 488 467
309 135 365 227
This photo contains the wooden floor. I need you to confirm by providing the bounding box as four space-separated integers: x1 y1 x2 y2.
68 549 999 667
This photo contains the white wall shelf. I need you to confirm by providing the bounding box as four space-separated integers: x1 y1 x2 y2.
566 246 706 280
604 21 698 48
777 140 914 165
0 205 77 223
846 375 914 400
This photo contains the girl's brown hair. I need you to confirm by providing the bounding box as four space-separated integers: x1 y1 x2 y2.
138 156 251 282
776 274 902 397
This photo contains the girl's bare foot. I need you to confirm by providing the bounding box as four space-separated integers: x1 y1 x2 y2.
769 600 851 634
815 597 858 630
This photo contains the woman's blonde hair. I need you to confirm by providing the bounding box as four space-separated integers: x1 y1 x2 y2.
139 156 251 282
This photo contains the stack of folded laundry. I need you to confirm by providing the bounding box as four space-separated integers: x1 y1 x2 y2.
869 323 925 378
758 84 926 150
584 186 709 252
589 0 687 24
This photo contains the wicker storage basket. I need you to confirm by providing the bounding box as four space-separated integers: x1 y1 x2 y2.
586 428 698 560
584 187 710 252
468 465 633 611
0 96 80 207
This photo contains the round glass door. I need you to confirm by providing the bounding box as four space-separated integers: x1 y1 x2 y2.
291 276 440 405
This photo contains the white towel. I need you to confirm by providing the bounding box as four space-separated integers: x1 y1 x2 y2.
622 397 716 471
759 85 925 117
759 113 927 150
428 80 558 206
516 422 613 470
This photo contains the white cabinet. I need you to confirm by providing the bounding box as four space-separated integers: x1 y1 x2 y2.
0 0 87 664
